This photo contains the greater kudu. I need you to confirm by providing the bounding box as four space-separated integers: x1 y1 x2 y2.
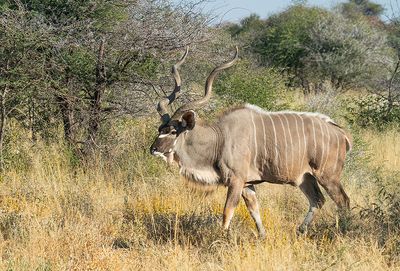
150 47 351 237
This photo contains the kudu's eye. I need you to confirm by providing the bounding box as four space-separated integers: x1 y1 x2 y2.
170 130 177 135
160 127 169 134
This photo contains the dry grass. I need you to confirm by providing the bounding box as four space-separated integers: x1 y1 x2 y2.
362 128 400 173
0 120 399 270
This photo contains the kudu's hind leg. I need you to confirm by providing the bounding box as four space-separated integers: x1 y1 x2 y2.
317 176 350 231
317 177 350 210
298 173 326 233
242 185 266 238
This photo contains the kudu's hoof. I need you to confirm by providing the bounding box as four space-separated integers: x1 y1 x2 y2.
258 231 266 240
296 225 308 236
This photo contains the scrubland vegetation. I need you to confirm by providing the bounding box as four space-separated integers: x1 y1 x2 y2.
1 116 399 270
1 0 400 270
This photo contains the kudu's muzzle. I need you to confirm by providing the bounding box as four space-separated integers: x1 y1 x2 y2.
150 146 157 155
150 139 158 155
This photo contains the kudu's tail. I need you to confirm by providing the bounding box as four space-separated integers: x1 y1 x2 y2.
343 131 353 152
328 122 352 152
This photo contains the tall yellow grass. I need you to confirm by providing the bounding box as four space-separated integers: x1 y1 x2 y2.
363 128 400 173
0 121 398 270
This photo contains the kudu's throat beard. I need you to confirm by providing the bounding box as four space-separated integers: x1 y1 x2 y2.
165 151 175 165
153 151 175 165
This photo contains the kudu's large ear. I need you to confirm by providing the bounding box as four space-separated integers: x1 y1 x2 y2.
181 110 196 130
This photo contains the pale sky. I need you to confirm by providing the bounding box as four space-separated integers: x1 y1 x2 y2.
175 0 398 23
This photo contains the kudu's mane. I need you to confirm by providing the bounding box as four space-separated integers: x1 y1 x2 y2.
244 104 336 124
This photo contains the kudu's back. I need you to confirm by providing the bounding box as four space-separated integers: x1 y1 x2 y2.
216 104 351 186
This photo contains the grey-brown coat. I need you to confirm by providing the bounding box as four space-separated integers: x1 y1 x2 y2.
150 47 351 237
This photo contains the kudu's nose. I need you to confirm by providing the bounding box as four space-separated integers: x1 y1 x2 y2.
150 146 158 155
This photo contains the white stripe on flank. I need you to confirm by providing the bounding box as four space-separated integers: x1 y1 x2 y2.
267 114 280 176
276 114 289 176
293 114 300 170
333 129 340 173
310 117 317 159
299 115 307 169
260 113 267 172
283 114 293 176
317 119 325 172
250 111 258 168
320 122 331 174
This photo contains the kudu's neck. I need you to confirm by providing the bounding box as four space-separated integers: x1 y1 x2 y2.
175 121 222 168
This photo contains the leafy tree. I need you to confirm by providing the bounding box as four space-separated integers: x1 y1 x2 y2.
227 3 392 94
225 4 328 89
254 4 326 81
1 0 213 156
340 0 384 18
302 12 392 91
0 7 54 169
360 3 400 125
227 14 264 37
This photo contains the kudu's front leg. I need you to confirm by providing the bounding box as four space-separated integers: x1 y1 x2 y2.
242 185 266 238
222 181 243 230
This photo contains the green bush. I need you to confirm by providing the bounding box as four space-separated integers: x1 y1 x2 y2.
359 174 400 262
214 60 288 110
256 4 326 71
345 94 400 129
303 12 391 91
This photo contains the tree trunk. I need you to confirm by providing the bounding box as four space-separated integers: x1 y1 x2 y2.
28 97 37 143
84 39 106 154
56 94 75 144
385 58 400 121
